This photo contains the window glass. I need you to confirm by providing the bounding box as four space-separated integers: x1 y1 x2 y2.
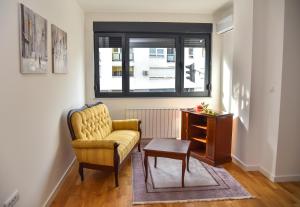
129 37 176 92
183 38 206 92
98 36 122 92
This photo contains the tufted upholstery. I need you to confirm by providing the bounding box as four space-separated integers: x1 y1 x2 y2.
69 103 140 167
71 104 112 140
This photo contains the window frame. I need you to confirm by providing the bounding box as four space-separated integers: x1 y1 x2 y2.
180 34 211 97
93 22 212 98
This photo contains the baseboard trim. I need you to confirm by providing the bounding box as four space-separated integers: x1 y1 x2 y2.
42 157 76 207
231 155 259 171
258 166 275 182
231 155 276 181
231 155 300 182
273 174 300 182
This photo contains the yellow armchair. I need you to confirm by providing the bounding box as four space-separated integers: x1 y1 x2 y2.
67 102 141 187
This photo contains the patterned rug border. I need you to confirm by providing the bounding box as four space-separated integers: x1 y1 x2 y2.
146 156 229 192
132 151 253 205
133 195 253 205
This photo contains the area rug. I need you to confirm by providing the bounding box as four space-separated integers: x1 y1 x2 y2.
132 151 252 204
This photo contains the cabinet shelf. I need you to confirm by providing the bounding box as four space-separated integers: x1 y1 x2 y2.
191 137 207 143
192 124 207 130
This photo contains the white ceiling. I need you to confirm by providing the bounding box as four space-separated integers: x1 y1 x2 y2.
76 0 232 14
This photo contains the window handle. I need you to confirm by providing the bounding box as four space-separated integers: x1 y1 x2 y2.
94 84 98 92
206 83 212 91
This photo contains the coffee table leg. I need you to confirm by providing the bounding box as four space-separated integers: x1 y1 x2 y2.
182 158 186 187
187 150 190 172
144 154 148 182
154 156 157 168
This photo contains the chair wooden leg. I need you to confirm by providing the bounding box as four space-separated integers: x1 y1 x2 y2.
79 163 84 181
114 164 119 187
138 121 142 152
113 143 120 187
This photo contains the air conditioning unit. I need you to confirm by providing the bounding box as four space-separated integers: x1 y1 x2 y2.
216 14 233 34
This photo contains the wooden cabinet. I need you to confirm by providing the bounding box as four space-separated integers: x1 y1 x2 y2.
181 110 233 166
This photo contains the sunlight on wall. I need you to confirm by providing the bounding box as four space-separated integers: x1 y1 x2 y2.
221 60 231 112
220 30 233 114
231 82 250 130
231 82 239 116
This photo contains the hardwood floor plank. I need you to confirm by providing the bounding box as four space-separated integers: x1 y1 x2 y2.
50 157 300 207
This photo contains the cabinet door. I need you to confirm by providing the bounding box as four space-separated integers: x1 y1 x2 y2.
181 111 189 140
206 117 216 160
215 115 233 160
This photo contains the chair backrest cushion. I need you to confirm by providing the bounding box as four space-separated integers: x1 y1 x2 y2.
70 104 112 140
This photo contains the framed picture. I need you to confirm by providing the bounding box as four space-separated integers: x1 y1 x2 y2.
19 3 48 74
51 24 67 74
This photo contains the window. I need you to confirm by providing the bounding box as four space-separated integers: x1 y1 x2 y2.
94 22 212 97
156 49 164 57
188 48 194 58
183 38 206 92
149 48 164 58
112 48 121 61
98 36 122 92
167 48 176 62
129 37 176 92
112 66 134 77
149 48 156 56
129 48 134 61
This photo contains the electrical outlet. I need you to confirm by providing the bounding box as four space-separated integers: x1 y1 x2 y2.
3 190 19 207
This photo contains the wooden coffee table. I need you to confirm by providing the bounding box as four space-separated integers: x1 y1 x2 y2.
143 138 191 187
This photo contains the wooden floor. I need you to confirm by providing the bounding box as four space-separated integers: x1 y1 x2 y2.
51 157 300 207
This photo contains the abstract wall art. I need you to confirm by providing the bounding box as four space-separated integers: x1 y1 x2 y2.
19 3 48 73
51 24 67 74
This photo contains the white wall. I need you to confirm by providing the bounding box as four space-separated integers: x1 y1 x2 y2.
231 0 258 166
0 0 85 206
220 31 233 112
275 0 300 181
218 0 287 180
251 0 285 179
85 12 221 119
229 0 298 181
213 3 234 114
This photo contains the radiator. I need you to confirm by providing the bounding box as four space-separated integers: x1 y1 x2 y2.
125 108 181 139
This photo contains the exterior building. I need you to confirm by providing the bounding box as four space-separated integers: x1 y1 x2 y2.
99 47 206 92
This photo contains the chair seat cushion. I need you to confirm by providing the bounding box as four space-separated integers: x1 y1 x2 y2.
104 130 140 162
